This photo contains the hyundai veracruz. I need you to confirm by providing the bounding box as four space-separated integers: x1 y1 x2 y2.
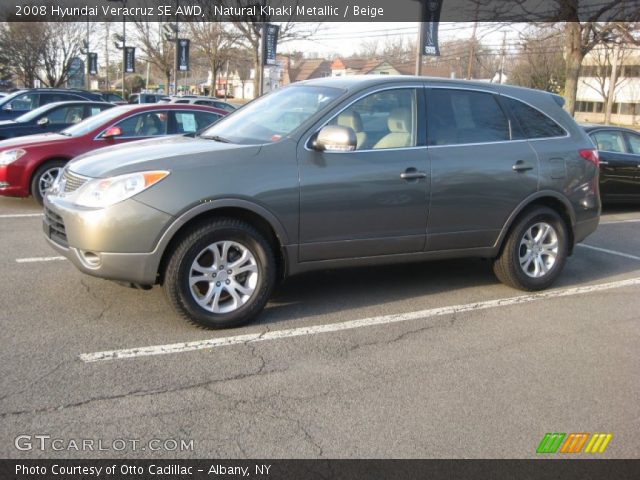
43 76 600 329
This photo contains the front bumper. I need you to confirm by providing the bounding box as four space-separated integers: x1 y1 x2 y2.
0 164 29 197
43 195 173 285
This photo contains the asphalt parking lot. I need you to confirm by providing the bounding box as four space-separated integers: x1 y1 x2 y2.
1 196 639 459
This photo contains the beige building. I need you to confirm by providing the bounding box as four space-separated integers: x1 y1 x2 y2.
575 46 640 126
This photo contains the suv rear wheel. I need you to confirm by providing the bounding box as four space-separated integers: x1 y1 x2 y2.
163 219 276 328
493 206 569 291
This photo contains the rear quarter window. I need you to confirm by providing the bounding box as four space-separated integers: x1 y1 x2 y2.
502 96 566 139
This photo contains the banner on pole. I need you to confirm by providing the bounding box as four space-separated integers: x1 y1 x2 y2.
421 0 443 56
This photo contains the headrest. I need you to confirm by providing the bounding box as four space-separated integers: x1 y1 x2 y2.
387 108 411 133
337 110 363 132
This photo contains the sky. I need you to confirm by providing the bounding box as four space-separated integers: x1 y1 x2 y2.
280 22 530 58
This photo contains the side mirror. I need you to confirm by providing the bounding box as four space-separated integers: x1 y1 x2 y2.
102 126 122 139
37 117 49 126
312 125 357 152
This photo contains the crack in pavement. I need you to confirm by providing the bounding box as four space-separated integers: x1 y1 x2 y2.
0 350 274 420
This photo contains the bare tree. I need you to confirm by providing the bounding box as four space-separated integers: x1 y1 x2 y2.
133 21 175 93
508 25 565 93
225 0 318 96
580 42 632 123
38 22 86 87
189 22 239 97
0 22 47 87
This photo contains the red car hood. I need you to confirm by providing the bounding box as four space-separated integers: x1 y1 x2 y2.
0 133 69 150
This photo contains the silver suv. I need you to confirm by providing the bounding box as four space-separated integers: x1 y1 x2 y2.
44 76 600 328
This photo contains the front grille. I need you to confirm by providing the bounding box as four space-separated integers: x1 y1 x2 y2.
44 207 67 246
63 170 87 193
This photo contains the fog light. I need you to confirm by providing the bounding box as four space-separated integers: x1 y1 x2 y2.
80 250 101 268
0 181 9 188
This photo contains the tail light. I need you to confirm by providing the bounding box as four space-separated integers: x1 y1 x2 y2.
579 148 599 167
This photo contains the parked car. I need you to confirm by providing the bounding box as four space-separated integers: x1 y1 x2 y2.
43 76 600 329
0 101 113 140
0 88 105 120
582 124 640 203
128 93 167 104
168 96 237 113
0 103 226 204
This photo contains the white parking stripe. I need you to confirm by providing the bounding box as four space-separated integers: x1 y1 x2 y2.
0 213 43 218
576 244 640 261
600 218 640 225
80 276 640 363
15 256 66 263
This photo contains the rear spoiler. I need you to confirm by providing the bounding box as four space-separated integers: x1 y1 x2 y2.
550 93 565 107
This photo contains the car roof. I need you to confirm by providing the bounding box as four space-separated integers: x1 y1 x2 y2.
581 124 640 134
299 75 564 103
117 103 228 115
39 100 113 109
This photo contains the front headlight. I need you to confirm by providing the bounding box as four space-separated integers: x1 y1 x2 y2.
74 170 170 208
0 149 27 166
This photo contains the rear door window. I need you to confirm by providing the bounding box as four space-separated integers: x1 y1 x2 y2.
427 89 510 145
172 110 221 133
501 97 566 139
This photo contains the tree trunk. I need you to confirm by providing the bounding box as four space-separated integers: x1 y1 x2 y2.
166 73 171 94
604 45 619 125
563 23 584 117
210 60 218 97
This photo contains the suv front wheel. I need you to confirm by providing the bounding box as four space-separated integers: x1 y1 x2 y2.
493 206 569 291
164 219 276 329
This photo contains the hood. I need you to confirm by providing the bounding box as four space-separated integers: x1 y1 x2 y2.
0 120 18 127
68 135 262 178
0 133 68 150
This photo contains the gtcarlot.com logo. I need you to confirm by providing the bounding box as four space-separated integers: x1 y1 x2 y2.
537 433 612 454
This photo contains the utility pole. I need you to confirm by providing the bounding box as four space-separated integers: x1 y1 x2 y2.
415 20 425 76
104 22 110 92
173 0 180 95
605 43 620 125
258 23 266 97
498 31 507 84
466 2 480 80
85 19 90 90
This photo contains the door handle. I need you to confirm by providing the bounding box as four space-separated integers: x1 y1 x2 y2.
512 160 534 172
400 168 427 180
599 161 610 165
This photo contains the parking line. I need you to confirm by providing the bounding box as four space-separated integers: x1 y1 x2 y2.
15 256 66 263
600 219 640 225
0 213 43 218
576 244 640 262
79 276 640 363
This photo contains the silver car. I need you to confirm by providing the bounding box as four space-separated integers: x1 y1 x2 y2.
44 76 600 328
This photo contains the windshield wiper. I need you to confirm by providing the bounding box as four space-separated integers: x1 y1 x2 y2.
199 134 230 143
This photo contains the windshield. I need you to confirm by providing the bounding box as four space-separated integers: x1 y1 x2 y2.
199 85 343 144
60 105 132 136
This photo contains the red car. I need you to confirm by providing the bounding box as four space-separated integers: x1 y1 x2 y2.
0 103 226 204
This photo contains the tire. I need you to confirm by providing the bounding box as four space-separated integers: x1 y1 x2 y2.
163 218 276 329
31 160 66 206
493 206 569 291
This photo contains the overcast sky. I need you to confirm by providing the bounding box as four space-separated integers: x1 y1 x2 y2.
281 22 529 58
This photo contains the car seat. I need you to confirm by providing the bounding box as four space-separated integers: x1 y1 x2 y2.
373 108 413 149
336 110 367 149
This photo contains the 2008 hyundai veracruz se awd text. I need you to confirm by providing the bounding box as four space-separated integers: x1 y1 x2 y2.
43 76 600 329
